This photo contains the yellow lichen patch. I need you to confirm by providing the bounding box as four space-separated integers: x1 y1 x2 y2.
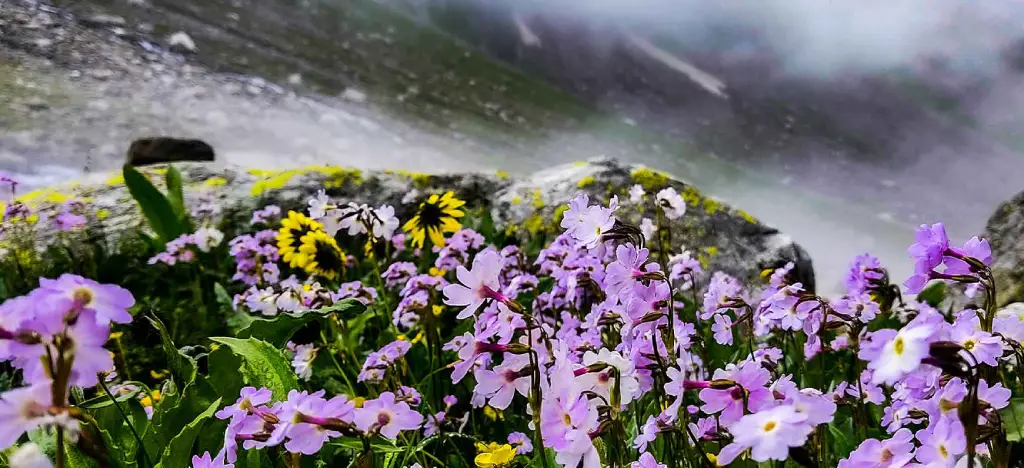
524 214 545 234
530 188 545 210
203 176 227 187
703 198 723 215
510 196 523 205
249 166 363 196
576 176 596 188
553 204 569 226
572 161 587 167
495 170 509 180
682 186 703 207
411 173 432 188
105 173 125 186
630 167 669 190
15 188 71 206
96 209 110 220
736 209 758 224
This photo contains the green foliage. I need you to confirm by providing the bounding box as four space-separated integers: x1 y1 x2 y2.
238 299 366 347
209 337 300 399
146 314 198 386
1000 398 1024 442
122 164 187 244
28 428 100 468
154 398 222 468
916 281 946 307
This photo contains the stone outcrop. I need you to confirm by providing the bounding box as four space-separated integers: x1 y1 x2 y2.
12 158 815 289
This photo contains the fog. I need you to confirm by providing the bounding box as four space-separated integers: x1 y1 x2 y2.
506 0 1024 78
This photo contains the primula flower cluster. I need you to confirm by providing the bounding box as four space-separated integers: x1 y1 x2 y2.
0 274 133 451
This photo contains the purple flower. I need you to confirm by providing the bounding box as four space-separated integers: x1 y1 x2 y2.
831 293 880 323
716 405 814 464
702 272 742 319
423 411 445 437
979 379 1011 410
37 274 134 325
191 451 233 468
216 387 273 421
907 223 950 275
559 194 617 249
914 416 965 465
924 378 966 424
712 314 733 345
859 322 937 385
631 452 666 468
443 250 507 319
944 236 992 275
846 254 885 295
474 355 531 410
353 392 423 439
443 395 458 408
760 284 809 331
605 244 650 298
382 262 417 288
508 431 533 454
950 314 1002 367
251 205 281 225
634 415 659 452
0 383 53 449
698 361 774 426
837 428 915 468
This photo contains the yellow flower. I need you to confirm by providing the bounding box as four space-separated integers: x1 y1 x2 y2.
351 397 366 408
474 442 516 467
140 389 162 407
297 230 345 280
402 191 465 249
276 211 324 268
432 305 443 316
429 267 446 277
482 405 503 421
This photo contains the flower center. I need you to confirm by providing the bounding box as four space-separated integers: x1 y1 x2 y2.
762 421 777 432
893 337 905 356
963 339 976 350
880 449 894 463
562 413 572 426
939 444 948 459
940 398 958 413
377 412 391 426
72 287 93 306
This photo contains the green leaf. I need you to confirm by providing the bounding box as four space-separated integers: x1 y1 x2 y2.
214 282 233 307
1000 397 1024 442
164 165 186 221
145 314 197 386
916 282 946 307
154 397 222 468
145 377 218 458
79 387 142 409
331 437 404 454
209 337 300 399
238 299 366 347
123 164 183 243
85 396 149 468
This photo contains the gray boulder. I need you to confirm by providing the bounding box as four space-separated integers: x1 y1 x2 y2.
16 158 813 289
983 191 1024 306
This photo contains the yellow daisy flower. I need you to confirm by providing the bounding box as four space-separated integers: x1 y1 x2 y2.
474 442 516 468
402 191 465 249
298 230 345 280
277 211 324 268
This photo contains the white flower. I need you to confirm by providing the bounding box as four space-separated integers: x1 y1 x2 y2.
869 323 937 385
291 343 318 381
629 184 645 203
10 443 51 468
717 405 813 464
580 349 640 405
193 227 224 252
655 187 686 220
372 205 400 240
560 194 617 249
640 218 656 241
308 190 333 220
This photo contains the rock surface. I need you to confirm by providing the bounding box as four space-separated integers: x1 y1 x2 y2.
16 159 814 290
983 190 1024 306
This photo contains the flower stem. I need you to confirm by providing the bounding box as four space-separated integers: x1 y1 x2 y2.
98 378 154 468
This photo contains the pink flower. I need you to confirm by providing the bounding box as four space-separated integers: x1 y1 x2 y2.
353 392 423 439
837 428 915 468
443 250 506 319
508 431 533 454
698 361 774 426
716 405 814 464
712 314 733 345
559 195 616 249
914 416 966 465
